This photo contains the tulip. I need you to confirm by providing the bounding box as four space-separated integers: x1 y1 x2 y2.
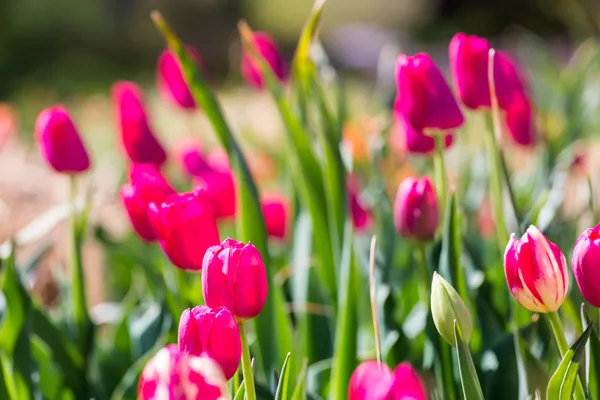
195 169 236 220
431 272 473 346
241 31 288 89
121 164 176 241
393 177 439 242
392 102 454 155
178 306 241 380
348 361 428 400
157 47 203 109
261 195 289 239
504 225 568 313
111 81 167 166
572 224 600 307
202 238 268 320
138 344 228 400
348 175 371 232
148 190 220 271
504 91 536 147
395 53 464 133
35 106 90 174
173 138 211 177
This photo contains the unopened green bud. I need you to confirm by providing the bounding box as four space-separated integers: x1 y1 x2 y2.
431 272 473 346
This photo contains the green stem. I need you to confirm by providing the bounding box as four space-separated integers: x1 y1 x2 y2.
415 244 430 309
547 312 586 400
434 135 448 217
238 322 256 400
484 114 509 249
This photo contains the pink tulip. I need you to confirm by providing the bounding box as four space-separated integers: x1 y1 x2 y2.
178 306 241 380
173 138 211 177
157 47 203 109
395 53 464 132
348 361 427 400
572 224 600 307
348 176 371 232
138 344 228 400
202 238 268 320
121 164 176 241
35 106 90 174
148 190 220 271
504 91 536 147
111 81 166 166
241 31 288 89
261 195 290 239
392 97 454 155
194 169 236 220
504 225 569 313
394 177 439 242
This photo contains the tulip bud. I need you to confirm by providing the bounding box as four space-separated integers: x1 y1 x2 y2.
121 164 176 241
241 31 288 89
504 225 568 313
178 306 241 380
393 177 439 242
202 238 268 320
431 272 473 346
148 190 220 271
261 195 290 239
157 47 203 109
572 224 600 307
111 81 166 166
138 344 228 400
194 169 236 220
389 362 428 399
348 361 395 400
395 53 464 133
348 176 371 232
35 106 90 174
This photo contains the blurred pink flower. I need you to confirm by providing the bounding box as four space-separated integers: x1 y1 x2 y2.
261 194 290 239
241 31 288 89
157 47 203 109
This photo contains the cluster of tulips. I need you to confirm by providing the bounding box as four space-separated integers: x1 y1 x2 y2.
21 2 600 399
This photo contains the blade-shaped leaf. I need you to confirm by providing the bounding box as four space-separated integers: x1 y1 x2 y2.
274 352 291 400
546 323 592 400
292 0 327 77
454 321 484 400
581 307 600 399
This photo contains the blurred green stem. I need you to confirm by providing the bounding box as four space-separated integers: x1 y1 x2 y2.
238 322 256 400
415 244 429 309
434 135 448 217
484 114 509 249
547 311 586 400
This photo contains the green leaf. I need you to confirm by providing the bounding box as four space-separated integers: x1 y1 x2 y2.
546 323 592 400
454 321 484 400
581 307 600 399
274 352 291 400
151 12 293 378
290 358 308 400
329 221 357 399
233 380 246 400
292 0 327 78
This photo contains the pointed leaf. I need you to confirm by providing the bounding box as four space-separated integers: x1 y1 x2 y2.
274 352 292 400
454 320 484 400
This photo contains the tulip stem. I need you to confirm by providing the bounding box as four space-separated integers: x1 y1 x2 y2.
547 311 587 400
415 244 430 309
238 322 256 400
434 134 448 216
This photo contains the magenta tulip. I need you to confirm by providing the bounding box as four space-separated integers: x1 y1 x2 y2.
394 177 439 242
111 81 166 166
261 195 289 239
173 138 211 177
157 47 203 109
348 361 427 400
148 190 220 271
194 169 236 220
138 344 227 400
35 106 90 174
121 164 176 241
504 91 536 147
241 31 288 89
395 53 464 133
389 362 428 399
178 306 241 380
348 176 371 232
572 224 600 307
504 225 569 313
202 238 268 320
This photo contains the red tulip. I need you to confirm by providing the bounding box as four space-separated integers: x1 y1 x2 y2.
138 344 227 400
348 361 427 400
148 190 220 271
261 194 290 239
504 91 536 147
157 47 203 109
241 31 288 89
395 53 464 132
572 224 600 307
504 225 569 313
202 238 268 320
121 164 176 241
112 81 166 166
178 306 241 380
392 97 454 155
394 176 439 242
348 176 371 232
194 169 236 220
35 106 90 174
173 138 211 177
